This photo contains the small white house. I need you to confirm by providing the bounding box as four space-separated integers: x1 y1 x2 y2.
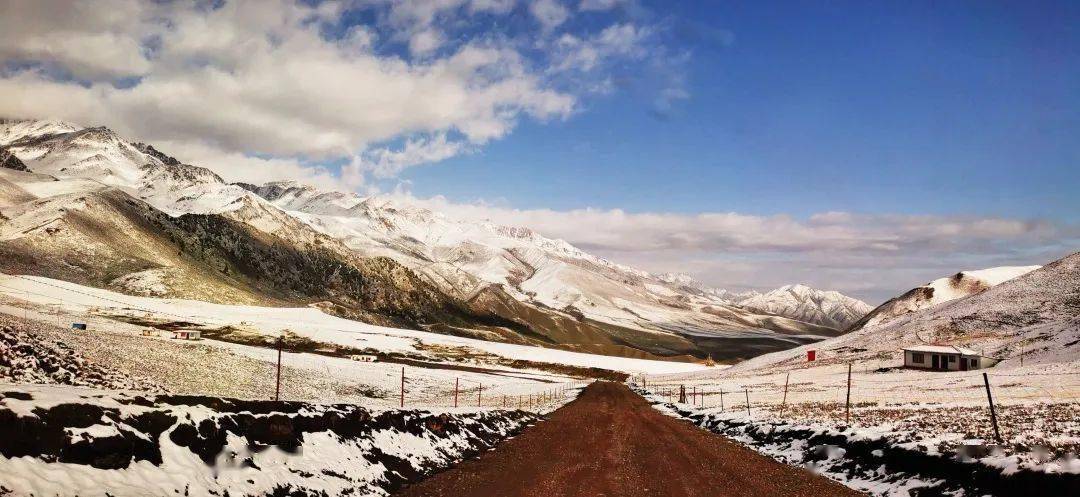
903 345 999 371
349 354 378 363
171 330 202 340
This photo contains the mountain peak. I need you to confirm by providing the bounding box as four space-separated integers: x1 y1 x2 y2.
739 284 872 329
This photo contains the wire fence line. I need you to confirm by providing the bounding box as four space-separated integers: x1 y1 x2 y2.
633 367 1080 445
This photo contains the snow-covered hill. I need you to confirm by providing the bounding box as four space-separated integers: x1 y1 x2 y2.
736 284 873 329
725 251 1078 375
848 265 1041 331
0 118 870 361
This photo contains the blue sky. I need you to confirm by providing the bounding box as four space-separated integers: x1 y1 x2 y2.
2 0 1076 301
397 0 1079 221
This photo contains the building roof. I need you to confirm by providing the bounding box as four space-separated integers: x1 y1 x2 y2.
903 345 981 356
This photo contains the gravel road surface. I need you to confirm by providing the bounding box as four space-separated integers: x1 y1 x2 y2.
395 381 865 497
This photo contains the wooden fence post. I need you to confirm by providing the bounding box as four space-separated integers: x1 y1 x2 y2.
719 389 724 412
983 373 1003 444
454 378 459 408
274 336 283 401
400 367 405 408
780 372 790 418
744 387 751 417
478 383 483 407
845 362 852 424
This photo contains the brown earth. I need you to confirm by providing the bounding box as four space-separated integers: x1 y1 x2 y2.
394 382 866 497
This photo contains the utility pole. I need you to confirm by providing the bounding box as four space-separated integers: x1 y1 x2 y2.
477 383 483 407
454 378 459 408
744 387 751 417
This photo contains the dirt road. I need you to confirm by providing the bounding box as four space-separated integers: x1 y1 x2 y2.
395 382 865 497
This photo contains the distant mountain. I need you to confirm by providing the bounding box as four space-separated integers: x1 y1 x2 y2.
736 284 873 329
848 265 1041 331
0 118 870 361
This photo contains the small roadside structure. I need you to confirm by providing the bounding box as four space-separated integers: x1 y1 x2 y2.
903 345 999 371
349 354 377 363
170 329 201 340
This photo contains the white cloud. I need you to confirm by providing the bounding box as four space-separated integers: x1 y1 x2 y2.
344 133 469 183
378 191 1078 302
0 0 156 80
554 23 649 72
409 28 444 55
579 0 625 12
530 0 570 31
469 0 516 14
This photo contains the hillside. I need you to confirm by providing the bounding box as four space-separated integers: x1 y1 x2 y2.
727 251 1078 374
847 265 1041 331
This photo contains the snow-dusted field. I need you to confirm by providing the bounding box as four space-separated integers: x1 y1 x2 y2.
0 384 543 497
0 273 707 376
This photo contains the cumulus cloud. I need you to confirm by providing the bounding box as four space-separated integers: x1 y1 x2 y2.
530 0 571 31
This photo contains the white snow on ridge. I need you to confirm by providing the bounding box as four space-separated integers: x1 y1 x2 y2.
0 273 707 375
924 265 1041 305
736 284 872 329
856 264 1042 329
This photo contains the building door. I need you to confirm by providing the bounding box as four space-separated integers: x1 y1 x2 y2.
931 355 940 369
960 358 969 371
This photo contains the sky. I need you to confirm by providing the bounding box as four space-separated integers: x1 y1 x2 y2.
0 0 1077 303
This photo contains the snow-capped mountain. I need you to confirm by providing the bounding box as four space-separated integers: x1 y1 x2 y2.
0 118 872 361
736 284 873 329
848 265 1041 331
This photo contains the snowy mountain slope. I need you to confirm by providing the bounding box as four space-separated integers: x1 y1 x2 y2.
726 251 1079 374
847 265 1041 331
0 118 867 361
239 181 855 361
736 284 873 329
0 167 539 338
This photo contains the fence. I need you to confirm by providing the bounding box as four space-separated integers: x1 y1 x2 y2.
633 366 1080 445
0 275 591 412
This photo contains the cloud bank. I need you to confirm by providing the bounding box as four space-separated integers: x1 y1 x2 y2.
389 192 1078 303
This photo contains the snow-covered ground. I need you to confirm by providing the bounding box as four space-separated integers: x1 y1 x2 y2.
0 273 706 377
0 384 546 497
635 254 1080 489
640 387 1079 496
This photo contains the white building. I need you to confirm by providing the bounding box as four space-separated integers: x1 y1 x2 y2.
171 330 202 340
349 354 378 362
903 345 999 371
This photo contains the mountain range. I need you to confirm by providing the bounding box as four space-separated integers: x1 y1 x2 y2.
0 118 874 362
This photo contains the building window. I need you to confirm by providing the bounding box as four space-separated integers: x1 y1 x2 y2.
948 355 956 362
970 358 979 368
911 353 924 364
